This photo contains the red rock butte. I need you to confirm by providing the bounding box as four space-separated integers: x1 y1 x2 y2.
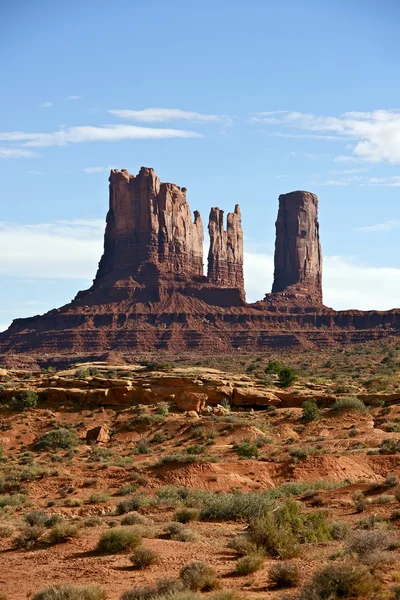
1 166 400 363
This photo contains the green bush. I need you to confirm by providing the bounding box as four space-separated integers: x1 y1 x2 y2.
34 428 79 451
235 553 264 575
116 494 148 514
32 584 106 600
278 367 297 388
302 400 320 422
175 508 199 523
89 492 111 504
268 562 300 588
298 562 375 599
233 440 259 459
10 391 38 411
331 397 367 414
179 561 218 591
379 439 400 454
48 523 80 544
97 527 141 553
121 580 184 600
121 512 149 526
130 546 160 569
265 360 282 375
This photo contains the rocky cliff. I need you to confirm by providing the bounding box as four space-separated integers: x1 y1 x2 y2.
0 166 399 362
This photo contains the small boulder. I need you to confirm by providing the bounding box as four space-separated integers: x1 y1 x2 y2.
86 424 110 445
186 410 200 419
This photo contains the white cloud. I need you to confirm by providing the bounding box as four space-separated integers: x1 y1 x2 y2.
40 101 53 108
0 219 104 279
109 107 231 124
244 252 400 310
83 165 115 174
28 169 44 175
0 148 38 159
356 220 400 233
1 219 400 312
365 176 400 187
65 95 82 101
253 110 400 164
0 124 203 147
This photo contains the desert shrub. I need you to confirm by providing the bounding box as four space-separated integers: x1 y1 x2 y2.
233 440 259 459
0 493 27 508
265 360 282 375
175 508 199 523
64 498 83 507
247 499 331 559
135 439 151 454
25 510 48 526
379 439 400 454
89 492 110 504
116 494 148 514
13 525 45 548
121 512 149 526
97 527 141 553
331 521 350 540
121 580 184 600
235 553 264 575
331 397 367 414
9 391 38 411
199 491 272 521
0 523 14 538
345 529 391 558
289 448 308 460
88 447 113 462
165 522 199 542
228 534 259 556
302 400 320 422
180 561 218 591
34 428 79 451
278 367 297 388
298 562 375 599
352 492 368 513
155 403 169 417
130 546 160 569
48 522 80 544
268 562 300 588
385 475 398 487
32 584 106 600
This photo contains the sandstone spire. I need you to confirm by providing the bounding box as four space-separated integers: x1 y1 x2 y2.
271 190 322 304
95 167 204 283
207 205 244 296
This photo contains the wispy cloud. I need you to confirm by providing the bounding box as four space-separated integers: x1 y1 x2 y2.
40 101 53 108
252 110 400 164
364 176 400 187
28 169 44 175
65 95 82 101
109 107 231 124
0 124 203 147
0 148 38 159
356 219 400 233
83 165 115 174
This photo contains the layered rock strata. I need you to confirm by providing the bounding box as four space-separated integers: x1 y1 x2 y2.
1 169 400 361
270 191 322 306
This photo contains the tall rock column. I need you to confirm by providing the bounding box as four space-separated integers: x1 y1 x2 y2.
271 191 322 304
95 167 204 283
207 205 244 296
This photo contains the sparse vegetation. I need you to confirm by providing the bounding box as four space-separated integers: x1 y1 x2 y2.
180 561 219 591
97 527 142 553
268 562 300 588
298 562 376 599
331 397 368 414
32 584 106 600
34 428 79 450
130 547 160 569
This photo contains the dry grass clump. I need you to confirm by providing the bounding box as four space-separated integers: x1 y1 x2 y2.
235 553 264 575
179 561 219 591
48 522 80 544
268 562 300 588
32 584 106 600
331 397 368 414
175 508 199 523
97 527 141 553
120 579 185 600
164 522 199 542
130 546 160 569
298 562 376 599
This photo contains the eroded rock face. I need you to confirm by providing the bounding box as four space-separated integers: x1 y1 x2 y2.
271 191 322 304
96 167 204 283
207 205 244 296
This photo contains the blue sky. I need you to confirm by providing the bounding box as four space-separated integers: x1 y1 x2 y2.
1 0 400 330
